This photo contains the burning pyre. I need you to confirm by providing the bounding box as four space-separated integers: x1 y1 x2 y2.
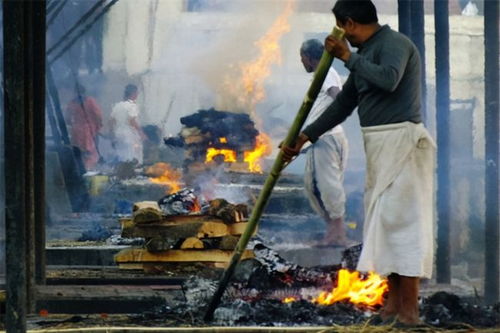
165 108 272 174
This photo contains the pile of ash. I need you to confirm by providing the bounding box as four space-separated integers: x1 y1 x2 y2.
153 242 499 329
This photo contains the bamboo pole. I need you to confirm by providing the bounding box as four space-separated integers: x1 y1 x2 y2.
204 25 345 322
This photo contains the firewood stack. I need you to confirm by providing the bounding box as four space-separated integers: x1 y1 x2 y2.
114 199 256 272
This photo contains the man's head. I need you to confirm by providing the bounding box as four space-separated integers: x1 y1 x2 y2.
124 84 138 101
300 39 324 73
332 0 379 46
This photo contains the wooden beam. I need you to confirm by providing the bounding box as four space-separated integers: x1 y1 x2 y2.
115 248 254 263
121 218 252 239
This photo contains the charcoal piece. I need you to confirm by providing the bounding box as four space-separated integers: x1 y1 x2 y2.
208 198 229 216
213 299 252 325
341 243 363 270
163 136 185 147
78 222 112 241
158 188 201 215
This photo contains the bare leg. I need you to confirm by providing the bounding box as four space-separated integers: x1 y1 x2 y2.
397 276 420 324
380 273 400 320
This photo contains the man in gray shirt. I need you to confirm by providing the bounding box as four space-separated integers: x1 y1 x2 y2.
282 0 435 326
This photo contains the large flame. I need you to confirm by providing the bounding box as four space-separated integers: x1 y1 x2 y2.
219 0 294 119
244 132 272 173
146 162 182 194
313 269 388 307
205 148 237 163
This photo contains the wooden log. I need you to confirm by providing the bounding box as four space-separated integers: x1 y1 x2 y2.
180 237 204 249
114 248 254 263
132 201 163 225
120 218 254 239
208 199 249 223
218 235 239 250
145 237 176 252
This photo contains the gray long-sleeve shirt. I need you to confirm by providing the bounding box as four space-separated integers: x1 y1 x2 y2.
303 25 422 143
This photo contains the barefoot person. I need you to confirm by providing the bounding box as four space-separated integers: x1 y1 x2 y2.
282 0 435 326
300 39 349 247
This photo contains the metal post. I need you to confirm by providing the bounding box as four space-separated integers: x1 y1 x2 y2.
410 0 427 123
397 0 411 37
484 0 499 304
434 0 451 284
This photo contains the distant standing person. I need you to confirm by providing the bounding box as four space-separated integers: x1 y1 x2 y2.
66 83 103 170
300 39 349 247
110 84 146 165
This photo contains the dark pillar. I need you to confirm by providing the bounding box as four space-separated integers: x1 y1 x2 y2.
398 0 412 37
410 0 427 123
34 1 47 286
434 0 451 284
4 1 30 330
4 0 46 327
484 0 499 304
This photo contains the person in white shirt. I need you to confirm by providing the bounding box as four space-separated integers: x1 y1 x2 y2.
300 39 349 247
110 84 146 165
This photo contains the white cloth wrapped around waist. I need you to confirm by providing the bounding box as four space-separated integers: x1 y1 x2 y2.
357 121 436 278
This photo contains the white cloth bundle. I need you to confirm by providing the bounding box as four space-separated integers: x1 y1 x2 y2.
357 122 436 278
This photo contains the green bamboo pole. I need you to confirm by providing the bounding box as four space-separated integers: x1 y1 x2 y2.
203 26 345 322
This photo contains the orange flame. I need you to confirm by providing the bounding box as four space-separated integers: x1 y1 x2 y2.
219 137 228 144
282 297 297 304
220 0 294 119
314 269 388 307
244 132 272 173
146 162 182 194
206 148 237 163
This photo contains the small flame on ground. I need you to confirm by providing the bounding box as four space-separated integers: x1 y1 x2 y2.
219 137 228 144
146 162 182 194
206 148 237 163
282 297 297 304
313 269 388 307
244 132 272 173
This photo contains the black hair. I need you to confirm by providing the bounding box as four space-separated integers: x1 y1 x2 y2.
332 0 378 25
124 84 138 100
300 39 324 61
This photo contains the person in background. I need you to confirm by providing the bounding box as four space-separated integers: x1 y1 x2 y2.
300 39 350 247
282 0 435 326
66 83 103 170
110 84 146 165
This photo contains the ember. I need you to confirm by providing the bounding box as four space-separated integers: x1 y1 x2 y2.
314 269 388 308
282 297 296 304
205 148 237 163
